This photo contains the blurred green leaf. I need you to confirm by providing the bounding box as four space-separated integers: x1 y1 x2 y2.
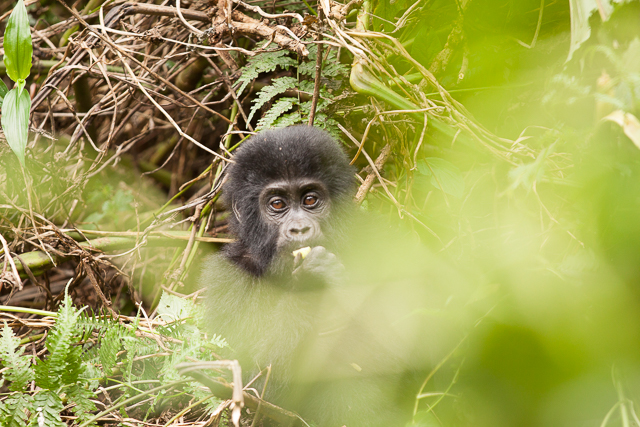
559 249 599 277
507 144 555 191
410 27 443 67
2 0 33 84
568 0 632 61
621 38 640 75
157 292 194 323
417 157 464 198
0 79 8 103
1 87 31 166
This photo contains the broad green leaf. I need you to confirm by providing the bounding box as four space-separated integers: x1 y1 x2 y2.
157 291 194 323
1 87 31 166
0 79 8 103
3 0 33 83
417 157 464 198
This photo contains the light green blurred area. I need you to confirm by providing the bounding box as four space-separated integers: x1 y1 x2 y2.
358 1 640 426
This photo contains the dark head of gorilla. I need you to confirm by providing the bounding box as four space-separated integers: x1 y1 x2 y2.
202 126 418 427
223 125 355 279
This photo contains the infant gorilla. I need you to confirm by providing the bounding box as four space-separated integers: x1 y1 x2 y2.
202 126 411 426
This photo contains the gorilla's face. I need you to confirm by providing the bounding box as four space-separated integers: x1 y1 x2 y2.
258 177 331 251
223 126 354 277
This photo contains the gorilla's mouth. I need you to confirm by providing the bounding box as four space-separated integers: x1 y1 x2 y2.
279 237 324 253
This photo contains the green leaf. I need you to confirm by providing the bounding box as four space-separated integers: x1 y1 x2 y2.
236 49 297 96
247 76 298 124
158 292 194 323
1 87 30 167
0 393 31 427
3 0 33 83
0 322 34 392
34 292 82 389
66 385 98 426
256 97 297 130
310 113 341 139
0 79 8 103
567 0 632 62
98 325 124 374
298 45 348 78
272 110 302 128
29 391 64 427
417 157 465 198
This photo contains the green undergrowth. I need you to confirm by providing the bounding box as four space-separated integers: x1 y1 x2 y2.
237 43 349 136
0 290 226 427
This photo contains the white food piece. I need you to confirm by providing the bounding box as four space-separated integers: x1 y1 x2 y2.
292 246 312 259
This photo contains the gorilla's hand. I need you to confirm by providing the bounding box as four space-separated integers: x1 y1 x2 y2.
292 246 345 289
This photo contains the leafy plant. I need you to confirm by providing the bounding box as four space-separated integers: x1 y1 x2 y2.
1 0 33 167
0 291 227 426
247 76 298 123
236 49 298 96
238 44 348 133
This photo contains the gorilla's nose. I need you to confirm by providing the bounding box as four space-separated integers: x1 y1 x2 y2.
287 218 315 241
289 224 311 236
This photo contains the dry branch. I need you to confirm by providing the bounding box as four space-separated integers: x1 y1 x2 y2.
10 233 228 278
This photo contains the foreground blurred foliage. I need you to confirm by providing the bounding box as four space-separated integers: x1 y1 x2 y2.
0 0 640 425
374 2 640 426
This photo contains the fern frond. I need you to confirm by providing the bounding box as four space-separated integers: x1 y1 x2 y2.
79 361 102 391
0 393 31 427
30 391 64 427
257 97 298 129
98 324 127 374
121 336 157 382
312 113 342 139
272 111 302 128
298 45 349 78
61 345 83 386
66 384 98 426
247 77 298 124
185 384 222 416
119 314 142 381
34 292 83 390
76 309 116 338
207 333 228 349
297 80 314 93
0 323 33 392
237 50 297 96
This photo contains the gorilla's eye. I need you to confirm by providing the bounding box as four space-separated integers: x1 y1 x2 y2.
270 199 286 210
303 195 319 207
